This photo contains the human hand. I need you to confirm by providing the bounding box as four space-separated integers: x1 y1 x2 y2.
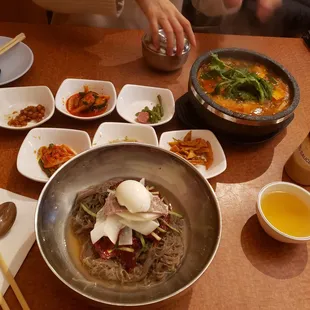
223 0 282 22
256 0 282 22
136 0 196 56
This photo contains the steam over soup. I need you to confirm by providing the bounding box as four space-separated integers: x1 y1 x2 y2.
198 54 290 116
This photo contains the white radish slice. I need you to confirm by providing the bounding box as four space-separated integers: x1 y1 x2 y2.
90 214 124 245
117 211 160 222
118 227 133 246
136 213 161 220
119 218 159 235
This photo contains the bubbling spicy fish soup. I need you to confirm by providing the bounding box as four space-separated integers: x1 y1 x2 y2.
197 54 290 116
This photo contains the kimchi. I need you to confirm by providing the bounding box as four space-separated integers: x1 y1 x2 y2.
37 144 76 177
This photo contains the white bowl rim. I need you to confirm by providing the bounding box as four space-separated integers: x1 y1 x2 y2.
17 127 92 183
0 85 55 130
257 181 310 241
55 78 117 121
116 84 175 127
92 121 159 146
159 129 227 179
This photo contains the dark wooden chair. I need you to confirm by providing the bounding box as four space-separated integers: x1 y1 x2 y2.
182 0 310 37
1 0 47 23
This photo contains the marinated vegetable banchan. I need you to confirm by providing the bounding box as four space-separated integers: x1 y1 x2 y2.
136 95 164 124
169 131 213 170
198 53 290 116
37 144 76 177
68 178 184 287
8 104 45 127
66 86 110 117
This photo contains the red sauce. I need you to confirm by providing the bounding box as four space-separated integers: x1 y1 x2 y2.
94 236 142 271
66 86 109 118
94 238 116 260
116 237 141 271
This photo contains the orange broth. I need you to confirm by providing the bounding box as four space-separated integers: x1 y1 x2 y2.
198 58 290 116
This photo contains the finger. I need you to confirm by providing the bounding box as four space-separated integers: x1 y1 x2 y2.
259 0 282 10
179 16 196 47
150 18 160 50
223 0 243 9
169 18 185 56
257 0 282 22
257 6 272 23
159 19 174 56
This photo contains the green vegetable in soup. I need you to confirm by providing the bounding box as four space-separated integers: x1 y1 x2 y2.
200 53 274 103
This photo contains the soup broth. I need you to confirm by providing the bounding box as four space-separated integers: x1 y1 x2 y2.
198 54 290 116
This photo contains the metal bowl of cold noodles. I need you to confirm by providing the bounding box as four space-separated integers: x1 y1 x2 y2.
35 143 221 306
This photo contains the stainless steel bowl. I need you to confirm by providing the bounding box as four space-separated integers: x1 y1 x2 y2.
35 144 221 306
142 30 190 71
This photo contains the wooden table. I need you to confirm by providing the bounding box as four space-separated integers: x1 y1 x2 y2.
1 22 310 310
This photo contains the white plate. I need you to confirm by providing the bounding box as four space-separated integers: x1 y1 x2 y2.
0 36 34 86
0 189 36 295
159 130 227 179
92 122 158 147
17 128 91 183
55 78 117 121
117 84 175 126
0 86 54 130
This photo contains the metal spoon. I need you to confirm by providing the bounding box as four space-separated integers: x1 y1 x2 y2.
0 202 17 237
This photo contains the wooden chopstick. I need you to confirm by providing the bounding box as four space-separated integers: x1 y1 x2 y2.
0 254 29 310
0 291 10 310
0 33 26 56
0 33 25 54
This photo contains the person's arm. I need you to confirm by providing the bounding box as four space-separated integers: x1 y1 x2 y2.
191 0 242 17
192 0 282 22
32 0 124 16
136 0 196 56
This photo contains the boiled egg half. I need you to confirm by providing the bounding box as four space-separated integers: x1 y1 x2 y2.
115 180 151 213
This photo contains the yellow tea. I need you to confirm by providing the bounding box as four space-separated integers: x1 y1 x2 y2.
261 191 310 237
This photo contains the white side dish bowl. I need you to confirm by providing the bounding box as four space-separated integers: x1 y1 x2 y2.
116 84 175 126
0 86 54 130
55 79 117 121
92 122 158 147
17 128 91 183
257 181 310 243
159 130 227 179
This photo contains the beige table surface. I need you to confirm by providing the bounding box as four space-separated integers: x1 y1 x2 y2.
0 22 310 310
